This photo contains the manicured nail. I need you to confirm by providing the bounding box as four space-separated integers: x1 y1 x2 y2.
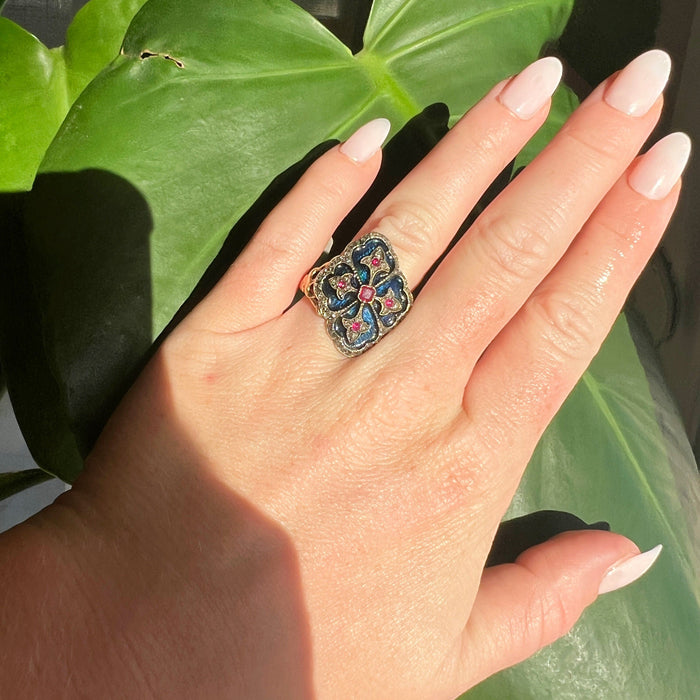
323 237 334 255
598 544 663 595
629 132 692 200
498 57 563 120
604 50 671 116
339 118 391 164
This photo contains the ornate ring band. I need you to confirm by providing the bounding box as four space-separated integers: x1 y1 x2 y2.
300 232 413 357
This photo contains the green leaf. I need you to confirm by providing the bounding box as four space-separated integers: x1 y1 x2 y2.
0 469 55 502
4 0 572 478
0 0 147 191
0 190 103 481
0 18 67 192
464 317 700 699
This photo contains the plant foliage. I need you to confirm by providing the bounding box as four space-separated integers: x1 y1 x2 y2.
0 0 697 695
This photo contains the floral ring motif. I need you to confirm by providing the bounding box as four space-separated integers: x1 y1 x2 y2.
300 232 413 357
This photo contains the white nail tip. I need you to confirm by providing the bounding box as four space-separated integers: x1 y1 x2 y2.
339 118 391 164
629 132 692 200
605 50 672 117
498 56 563 120
598 544 663 595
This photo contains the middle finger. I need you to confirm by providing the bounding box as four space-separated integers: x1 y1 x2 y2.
356 56 564 287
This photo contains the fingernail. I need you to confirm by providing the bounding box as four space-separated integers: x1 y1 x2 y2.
604 50 671 116
598 544 663 595
339 118 391 164
323 237 334 254
498 57 563 120
628 132 692 200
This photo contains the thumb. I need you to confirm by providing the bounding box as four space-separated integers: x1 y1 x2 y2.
456 529 662 690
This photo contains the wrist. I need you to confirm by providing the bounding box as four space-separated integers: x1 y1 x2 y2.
17 460 314 698
0 491 151 695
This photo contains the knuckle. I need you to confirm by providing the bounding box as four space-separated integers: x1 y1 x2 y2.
258 234 295 260
529 588 577 648
517 555 580 649
526 289 598 361
432 430 503 514
252 226 307 271
373 199 443 259
474 213 552 282
312 171 352 207
593 208 646 251
559 122 629 169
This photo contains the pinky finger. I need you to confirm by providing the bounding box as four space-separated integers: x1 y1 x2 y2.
454 530 661 691
189 118 390 334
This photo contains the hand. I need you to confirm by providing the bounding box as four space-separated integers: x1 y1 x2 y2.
10 51 688 698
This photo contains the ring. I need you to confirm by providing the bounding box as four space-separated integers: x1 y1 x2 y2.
301 232 413 357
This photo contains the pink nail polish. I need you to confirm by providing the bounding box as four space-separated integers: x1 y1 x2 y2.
598 544 663 595
629 132 692 200
498 57 563 120
604 50 671 117
339 118 391 164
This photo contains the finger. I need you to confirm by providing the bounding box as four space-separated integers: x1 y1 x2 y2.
402 51 671 377
452 530 661 691
190 119 390 333
355 57 563 286
463 133 690 482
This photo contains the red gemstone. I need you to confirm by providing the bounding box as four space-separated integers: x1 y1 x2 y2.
338 280 346 289
359 285 375 302
385 298 394 308
351 321 361 331
371 257 380 266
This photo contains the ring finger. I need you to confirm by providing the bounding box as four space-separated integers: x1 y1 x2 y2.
193 56 564 348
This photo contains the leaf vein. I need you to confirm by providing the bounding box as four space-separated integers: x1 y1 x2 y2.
169 62 357 83
582 372 684 553
379 0 568 63
364 0 423 50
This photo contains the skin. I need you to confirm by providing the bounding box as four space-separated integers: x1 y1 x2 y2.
0 67 681 698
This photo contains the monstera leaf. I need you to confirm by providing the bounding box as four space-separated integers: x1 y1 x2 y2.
0 0 148 191
0 0 574 478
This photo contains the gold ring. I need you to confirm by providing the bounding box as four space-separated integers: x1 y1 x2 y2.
301 232 413 357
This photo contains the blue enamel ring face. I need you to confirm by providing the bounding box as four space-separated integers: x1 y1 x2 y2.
306 232 413 357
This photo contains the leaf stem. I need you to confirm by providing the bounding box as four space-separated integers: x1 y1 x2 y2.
356 49 420 121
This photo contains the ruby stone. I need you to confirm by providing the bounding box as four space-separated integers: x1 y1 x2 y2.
359 286 375 303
